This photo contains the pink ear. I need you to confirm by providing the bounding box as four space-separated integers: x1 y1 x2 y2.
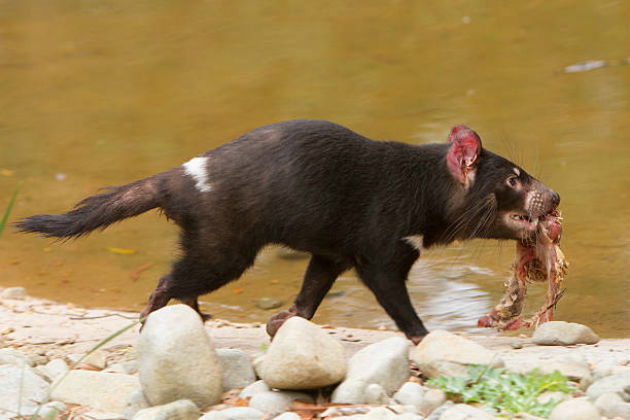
446 125 482 185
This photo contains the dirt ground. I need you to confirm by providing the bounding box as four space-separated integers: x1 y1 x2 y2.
2 294 629 369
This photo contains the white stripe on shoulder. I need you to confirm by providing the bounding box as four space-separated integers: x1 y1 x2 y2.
182 156 212 192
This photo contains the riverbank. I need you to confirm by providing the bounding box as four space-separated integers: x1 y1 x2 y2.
2 287 630 420
2 288 629 367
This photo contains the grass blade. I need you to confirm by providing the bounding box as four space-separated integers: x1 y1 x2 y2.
0 188 19 237
31 318 143 419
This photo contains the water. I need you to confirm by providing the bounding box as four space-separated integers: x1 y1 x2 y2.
1 0 629 337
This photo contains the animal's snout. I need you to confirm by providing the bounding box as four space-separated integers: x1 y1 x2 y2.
551 191 560 209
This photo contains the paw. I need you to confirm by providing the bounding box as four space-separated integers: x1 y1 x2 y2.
266 310 297 338
408 335 427 345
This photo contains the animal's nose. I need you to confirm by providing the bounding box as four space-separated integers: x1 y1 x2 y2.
551 191 560 208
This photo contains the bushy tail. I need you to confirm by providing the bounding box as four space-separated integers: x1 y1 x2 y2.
16 177 160 239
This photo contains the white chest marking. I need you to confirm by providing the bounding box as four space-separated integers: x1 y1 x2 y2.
402 235 424 251
183 156 212 192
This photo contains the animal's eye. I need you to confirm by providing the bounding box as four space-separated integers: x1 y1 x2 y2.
506 175 519 188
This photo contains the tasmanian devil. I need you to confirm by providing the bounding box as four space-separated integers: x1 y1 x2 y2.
17 119 560 343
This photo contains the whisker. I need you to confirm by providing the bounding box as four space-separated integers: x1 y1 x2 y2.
443 198 494 242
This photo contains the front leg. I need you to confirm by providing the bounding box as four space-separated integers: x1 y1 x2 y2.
355 243 428 344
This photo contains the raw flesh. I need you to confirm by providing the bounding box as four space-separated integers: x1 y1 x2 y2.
478 212 568 330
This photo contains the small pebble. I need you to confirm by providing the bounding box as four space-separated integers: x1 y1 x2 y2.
1 287 27 300
255 298 283 310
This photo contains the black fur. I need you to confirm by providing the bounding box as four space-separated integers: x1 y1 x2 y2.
16 178 160 238
17 120 559 342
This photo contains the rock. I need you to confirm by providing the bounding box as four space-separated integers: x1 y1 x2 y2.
222 407 265 420
248 390 314 416
217 348 257 390
595 392 630 419
426 401 454 420
51 370 140 413
410 330 504 378
537 391 569 405
364 383 393 404
78 348 108 369
320 407 368 418
83 409 126 419
123 390 150 419
393 382 426 409
532 321 599 346
397 414 424 420
0 365 50 416
515 414 547 420
365 406 397 420
66 353 84 365
331 337 409 403
271 413 302 420
200 407 265 420
331 380 367 405
138 304 223 407
514 354 592 390
0 348 34 367
419 389 447 416
37 358 69 382
256 317 346 389
199 412 225 420
586 371 630 402
549 398 600 420
592 362 630 382
132 399 199 420
1 286 27 299
239 380 271 399
331 416 366 420
438 404 497 420
105 360 139 375
256 297 283 310
37 401 68 420
31 354 49 366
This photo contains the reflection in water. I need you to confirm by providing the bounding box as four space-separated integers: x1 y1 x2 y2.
409 259 494 334
1 0 629 337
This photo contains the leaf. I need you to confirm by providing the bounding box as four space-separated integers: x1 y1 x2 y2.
106 247 137 255
427 364 574 417
130 263 154 281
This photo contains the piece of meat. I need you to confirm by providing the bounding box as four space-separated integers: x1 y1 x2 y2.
478 212 568 330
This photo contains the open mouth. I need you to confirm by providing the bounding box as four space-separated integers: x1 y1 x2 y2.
508 213 539 227
505 210 560 237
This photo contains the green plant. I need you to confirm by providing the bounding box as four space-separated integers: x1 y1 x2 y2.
0 188 19 237
427 364 575 418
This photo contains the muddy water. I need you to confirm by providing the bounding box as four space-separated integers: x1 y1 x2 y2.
1 1 629 337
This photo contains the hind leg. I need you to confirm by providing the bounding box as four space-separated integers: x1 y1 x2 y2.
140 237 259 323
140 275 172 321
179 296 212 321
267 254 351 337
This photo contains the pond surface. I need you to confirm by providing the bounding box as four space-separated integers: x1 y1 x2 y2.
1 0 629 337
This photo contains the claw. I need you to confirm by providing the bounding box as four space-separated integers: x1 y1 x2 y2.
266 309 297 339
